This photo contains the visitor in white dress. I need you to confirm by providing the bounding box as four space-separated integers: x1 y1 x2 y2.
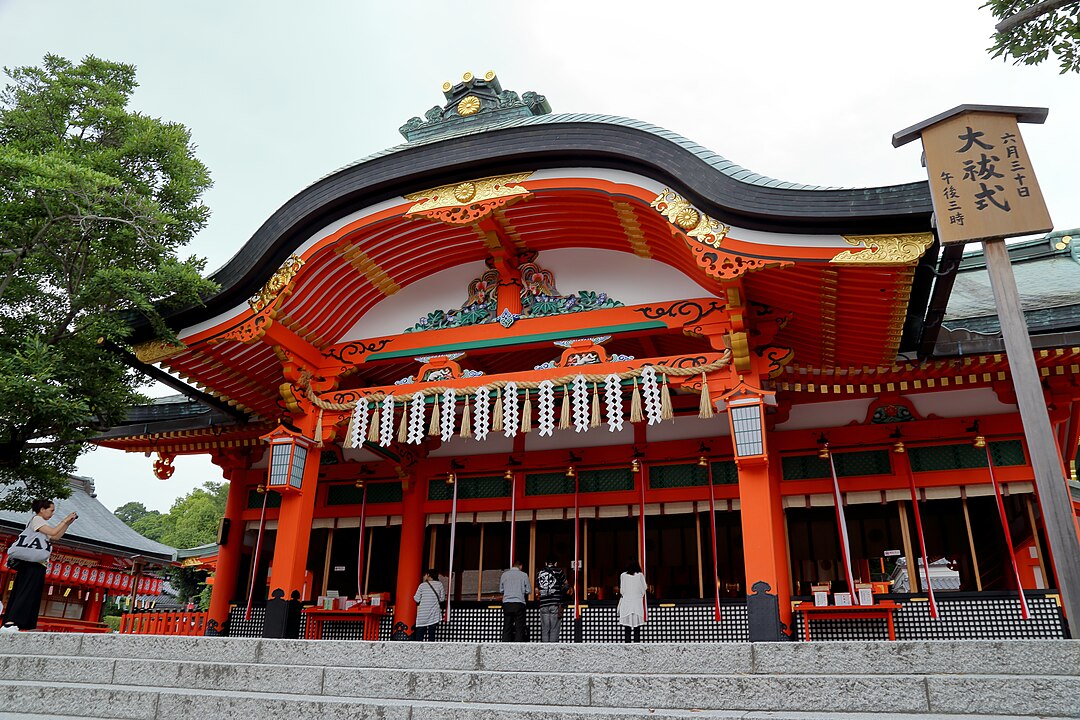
617 559 647 643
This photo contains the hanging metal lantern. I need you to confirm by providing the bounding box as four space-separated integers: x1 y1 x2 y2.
261 424 315 493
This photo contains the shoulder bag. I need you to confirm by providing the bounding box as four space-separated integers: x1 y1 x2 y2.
426 580 445 611
7 518 52 563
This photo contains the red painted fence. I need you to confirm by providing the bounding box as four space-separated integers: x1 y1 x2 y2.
120 611 209 636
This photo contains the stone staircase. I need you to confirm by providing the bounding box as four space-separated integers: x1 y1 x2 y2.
0 634 1077 719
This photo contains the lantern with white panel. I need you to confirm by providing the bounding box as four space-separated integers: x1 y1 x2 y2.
261 424 315 493
717 379 776 460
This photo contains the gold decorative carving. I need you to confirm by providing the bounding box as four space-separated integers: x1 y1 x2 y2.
675 207 699 229
249 255 306 311
405 173 533 225
133 340 186 364
831 233 935 265
454 182 477 203
651 190 730 248
457 95 481 116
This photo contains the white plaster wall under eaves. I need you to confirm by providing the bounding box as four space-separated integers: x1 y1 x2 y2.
337 248 720 343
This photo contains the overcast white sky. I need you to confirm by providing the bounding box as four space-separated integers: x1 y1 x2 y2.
2 1 1077 514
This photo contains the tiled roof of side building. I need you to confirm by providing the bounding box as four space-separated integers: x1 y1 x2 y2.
0 476 176 563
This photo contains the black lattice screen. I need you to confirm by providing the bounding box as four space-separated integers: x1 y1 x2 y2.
230 596 1065 642
792 594 1064 641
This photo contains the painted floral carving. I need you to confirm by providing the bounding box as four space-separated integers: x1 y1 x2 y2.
405 262 622 332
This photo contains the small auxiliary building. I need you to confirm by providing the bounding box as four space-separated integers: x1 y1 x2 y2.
0 476 172 631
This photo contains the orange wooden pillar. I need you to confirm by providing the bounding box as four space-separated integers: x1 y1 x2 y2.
207 456 254 633
267 453 320 602
736 450 792 638
394 473 427 632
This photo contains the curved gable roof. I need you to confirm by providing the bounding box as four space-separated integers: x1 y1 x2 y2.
132 114 932 342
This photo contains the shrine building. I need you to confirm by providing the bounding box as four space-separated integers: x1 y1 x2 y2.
96 73 1080 642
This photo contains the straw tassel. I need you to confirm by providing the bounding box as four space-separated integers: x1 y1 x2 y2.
660 373 674 421
460 400 473 439
314 409 325 447
367 405 380 443
630 378 643 424
698 373 714 419
429 396 441 436
520 390 532 434
559 385 571 430
492 386 503 431
397 399 408 443
590 383 602 428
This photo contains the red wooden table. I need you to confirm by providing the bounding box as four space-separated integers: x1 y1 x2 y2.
301 605 387 640
797 600 898 641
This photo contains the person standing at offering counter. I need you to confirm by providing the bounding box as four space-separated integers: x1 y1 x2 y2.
412 568 445 641
617 559 647 643
499 560 531 642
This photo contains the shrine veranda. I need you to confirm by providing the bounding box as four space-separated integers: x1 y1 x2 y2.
96 74 1080 642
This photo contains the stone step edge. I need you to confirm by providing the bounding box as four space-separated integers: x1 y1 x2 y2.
6 653 1075 684
0 680 1064 720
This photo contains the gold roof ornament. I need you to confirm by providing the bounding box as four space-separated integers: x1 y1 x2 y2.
133 340 187 364
249 255 306 312
404 172 533 225
650 190 730 248
831 233 935 265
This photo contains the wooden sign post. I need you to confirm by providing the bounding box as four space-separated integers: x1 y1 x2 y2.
894 105 1080 628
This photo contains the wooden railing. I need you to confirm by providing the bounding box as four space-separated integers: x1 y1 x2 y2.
37 617 110 633
120 610 209 636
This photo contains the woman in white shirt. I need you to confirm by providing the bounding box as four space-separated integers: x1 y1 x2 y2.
617 559 647 642
412 568 445 641
2 499 77 631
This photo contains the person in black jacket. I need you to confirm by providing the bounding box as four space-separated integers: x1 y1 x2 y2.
535 556 569 642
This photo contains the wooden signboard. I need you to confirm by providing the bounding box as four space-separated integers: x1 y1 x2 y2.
894 105 1080 627
893 105 1052 245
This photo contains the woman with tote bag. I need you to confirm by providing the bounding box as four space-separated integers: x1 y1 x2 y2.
2 499 77 632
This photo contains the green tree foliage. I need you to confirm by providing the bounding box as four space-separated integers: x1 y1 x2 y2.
0 55 217 508
985 0 1080 73
113 500 154 526
115 481 227 607
116 480 227 549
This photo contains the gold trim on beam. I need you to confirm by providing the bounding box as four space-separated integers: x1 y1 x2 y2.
335 244 401 296
250 255 305 312
133 340 187 364
612 200 650 259
831 233 934 265
491 209 528 252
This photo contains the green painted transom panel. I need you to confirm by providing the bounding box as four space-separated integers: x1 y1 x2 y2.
247 489 282 509
326 483 403 506
782 450 892 480
579 468 635 493
523 468 634 496
648 462 738 489
908 440 1025 472
525 472 575 496
428 475 511 500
